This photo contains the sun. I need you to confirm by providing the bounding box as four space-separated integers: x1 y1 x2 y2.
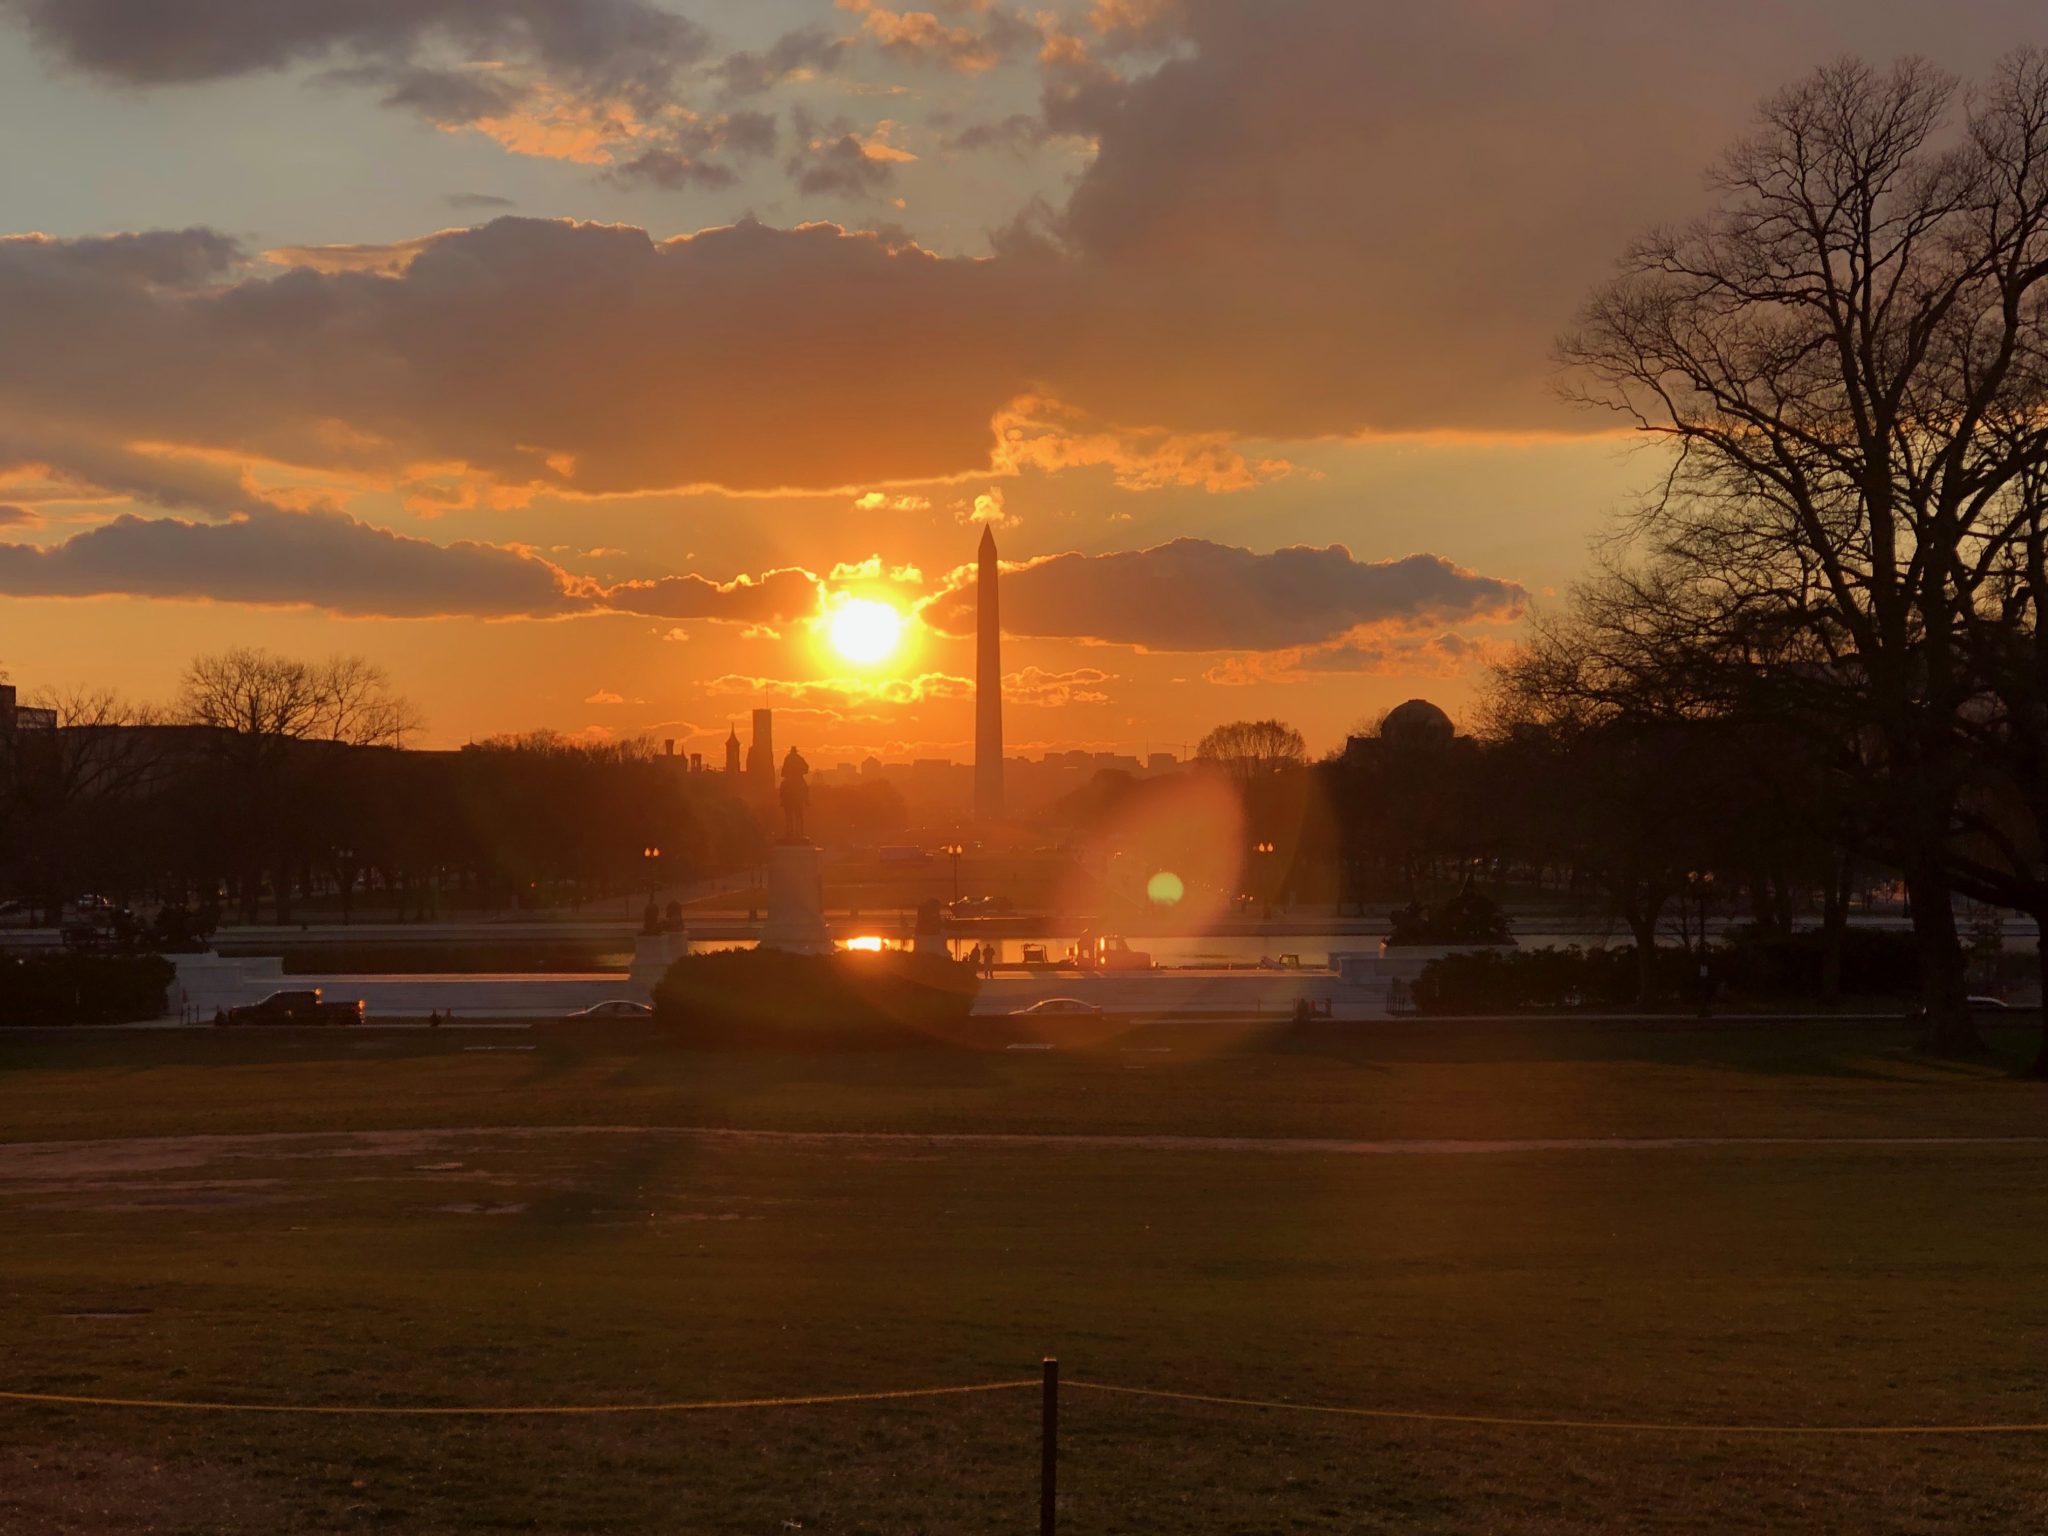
826 597 905 666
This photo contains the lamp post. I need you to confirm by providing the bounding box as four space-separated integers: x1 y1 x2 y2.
642 845 662 931
945 843 964 906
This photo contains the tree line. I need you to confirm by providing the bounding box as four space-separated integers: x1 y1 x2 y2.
1 648 768 924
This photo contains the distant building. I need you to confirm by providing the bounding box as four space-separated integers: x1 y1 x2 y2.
1345 698 1457 759
724 723 742 776
1147 752 1179 773
746 708 774 787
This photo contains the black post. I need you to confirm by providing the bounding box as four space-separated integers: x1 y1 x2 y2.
1041 1356 1058 1536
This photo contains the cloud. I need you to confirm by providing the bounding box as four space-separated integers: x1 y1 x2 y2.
960 487 1013 526
445 192 516 210
0 508 586 618
833 1 1039 74
716 25 856 97
0 504 39 528
991 396 1292 492
2 218 1035 497
852 490 931 512
9 6 2037 506
0 0 760 183
1203 630 1496 685
1004 666 1113 705
923 538 1525 651
704 671 972 706
786 111 912 198
607 110 777 190
584 689 627 704
598 565 822 624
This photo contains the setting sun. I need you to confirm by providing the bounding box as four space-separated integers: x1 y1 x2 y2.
825 597 905 666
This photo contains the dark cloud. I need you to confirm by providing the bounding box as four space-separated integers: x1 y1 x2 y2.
2 0 717 181
924 539 1525 651
6 6 2043 504
1 228 242 289
0 509 586 617
1035 0 2044 436
598 567 821 625
0 423 294 520
785 108 905 198
716 24 854 97
942 112 1041 155
608 110 776 190
3 0 706 89
445 192 516 210
0 505 38 528
2 217 1027 495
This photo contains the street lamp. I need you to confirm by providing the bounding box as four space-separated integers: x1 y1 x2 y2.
943 843 964 905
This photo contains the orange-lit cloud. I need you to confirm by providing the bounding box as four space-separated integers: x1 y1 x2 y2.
924 539 1525 651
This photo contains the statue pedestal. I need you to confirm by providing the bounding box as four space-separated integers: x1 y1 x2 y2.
629 930 690 996
760 840 832 954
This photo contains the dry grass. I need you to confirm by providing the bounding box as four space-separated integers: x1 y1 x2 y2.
1 1022 2046 1532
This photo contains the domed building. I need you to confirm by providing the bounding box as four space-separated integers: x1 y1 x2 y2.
1377 698 1457 750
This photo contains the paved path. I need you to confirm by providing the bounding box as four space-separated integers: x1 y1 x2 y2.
7 1125 2048 1178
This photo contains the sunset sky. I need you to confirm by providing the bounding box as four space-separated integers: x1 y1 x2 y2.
0 0 2040 764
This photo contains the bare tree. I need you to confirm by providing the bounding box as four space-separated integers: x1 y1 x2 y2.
1559 53 2048 1053
4 688 164 922
1195 719 1307 787
178 649 417 922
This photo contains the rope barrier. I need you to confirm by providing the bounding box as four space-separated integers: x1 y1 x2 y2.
1064 1381 2048 1436
0 1379 1039 1418
6 1374 2046 1435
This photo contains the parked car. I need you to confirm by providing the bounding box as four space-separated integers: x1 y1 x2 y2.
1009 997 1102 1016
222 989 363 1027
566 1000 654 1019
1908 999 2007 1024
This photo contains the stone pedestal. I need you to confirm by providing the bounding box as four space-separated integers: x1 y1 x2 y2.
629 930 691 996
760 840 832 954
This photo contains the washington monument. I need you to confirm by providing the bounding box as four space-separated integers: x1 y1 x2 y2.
974 524 1004 819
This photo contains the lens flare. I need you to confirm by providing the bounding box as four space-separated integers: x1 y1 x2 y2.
826 598 904 665
1146 870 1186 906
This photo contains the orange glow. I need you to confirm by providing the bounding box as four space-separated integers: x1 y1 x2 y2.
824 597 905 666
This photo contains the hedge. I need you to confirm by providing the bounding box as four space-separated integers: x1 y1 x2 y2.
1412 928 1928 1014
651 948 981 1049
0 952 175 1025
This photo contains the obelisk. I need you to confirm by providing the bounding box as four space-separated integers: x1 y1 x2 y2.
974 525 1004 820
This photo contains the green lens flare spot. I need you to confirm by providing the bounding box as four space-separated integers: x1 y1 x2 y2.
1146 870 1185 906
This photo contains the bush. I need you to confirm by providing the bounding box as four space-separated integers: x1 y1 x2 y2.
651 948 981 1049
1414 928 1928 1014
1413 945 1706 1013
0 952 175 1025
1711 926 1921 998
1385 889 1513 946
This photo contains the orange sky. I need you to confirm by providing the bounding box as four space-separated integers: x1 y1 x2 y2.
0 1 2039 761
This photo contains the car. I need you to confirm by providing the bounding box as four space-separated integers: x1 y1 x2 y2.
222 989 364 1027
1911 995 2015 1019
1009 997 1103 1016
566 999 655 1019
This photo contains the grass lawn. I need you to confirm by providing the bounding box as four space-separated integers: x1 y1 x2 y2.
2 1020 2047 1533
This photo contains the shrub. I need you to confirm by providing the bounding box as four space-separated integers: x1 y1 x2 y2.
0 952 175 1025
1414 945 1702 1013
651 948 981 1049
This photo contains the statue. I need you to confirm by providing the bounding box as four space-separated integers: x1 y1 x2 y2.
778 746 811 841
